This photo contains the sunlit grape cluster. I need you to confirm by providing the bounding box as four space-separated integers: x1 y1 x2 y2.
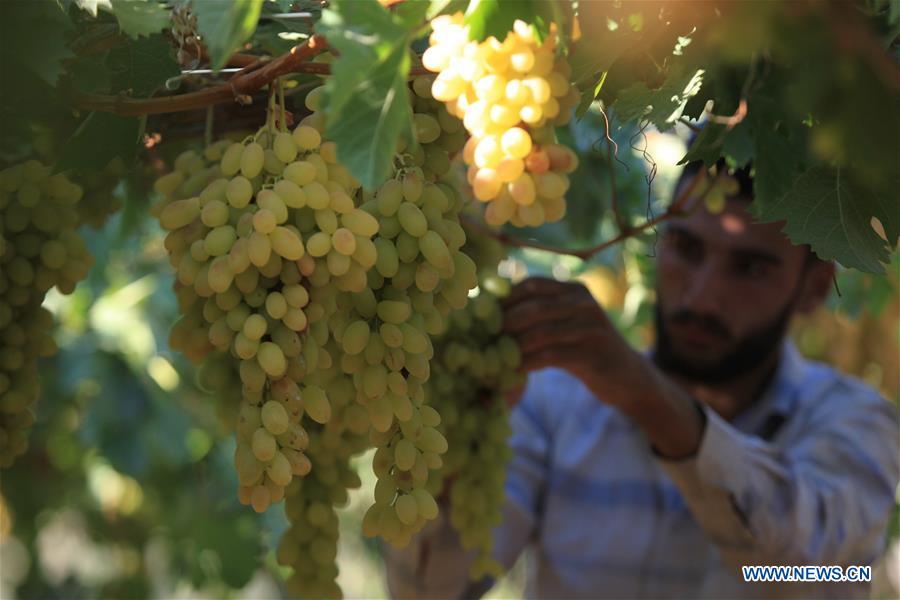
426 275 522 580
424 14 580 227
0 161 94 467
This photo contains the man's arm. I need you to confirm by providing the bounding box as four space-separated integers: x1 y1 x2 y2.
383 374 554 598
657 389 900 568
503 277 900 569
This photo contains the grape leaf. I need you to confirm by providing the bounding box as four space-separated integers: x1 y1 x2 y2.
464 0 538 42
760 167 898 273
106 35 180 97
108 0 170 39
0 1 74 85
193 0 264 70
613 67 705 131
427 0 468 20
317 0 415 188
55 112 140 172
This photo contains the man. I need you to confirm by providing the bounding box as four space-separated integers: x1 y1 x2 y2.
384 166 900 599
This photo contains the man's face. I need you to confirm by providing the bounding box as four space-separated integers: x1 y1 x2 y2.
653 197 814 382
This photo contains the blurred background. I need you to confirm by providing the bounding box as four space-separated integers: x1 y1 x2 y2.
0 109 897 600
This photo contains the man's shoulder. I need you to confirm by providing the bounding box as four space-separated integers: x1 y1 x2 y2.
790 350 896 422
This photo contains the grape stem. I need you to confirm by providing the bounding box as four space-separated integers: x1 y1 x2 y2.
461 168 715 261
67 36 330 116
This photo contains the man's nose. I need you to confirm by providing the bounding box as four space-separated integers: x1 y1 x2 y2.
680 262 724 314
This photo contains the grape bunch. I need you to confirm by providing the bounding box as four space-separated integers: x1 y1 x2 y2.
426 275 523 580
0 161 94 467
155 98 372 511
424 14 580 227
278 370 370 600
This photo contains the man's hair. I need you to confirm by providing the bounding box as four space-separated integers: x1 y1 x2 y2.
673 158 822 266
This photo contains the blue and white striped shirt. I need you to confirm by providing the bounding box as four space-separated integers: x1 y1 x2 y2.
385 342 900 599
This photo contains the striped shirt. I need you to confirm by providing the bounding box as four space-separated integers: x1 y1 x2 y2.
385 342 900 599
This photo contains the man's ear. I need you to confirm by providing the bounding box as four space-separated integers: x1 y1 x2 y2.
796 259 836 314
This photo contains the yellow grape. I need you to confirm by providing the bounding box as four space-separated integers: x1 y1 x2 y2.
397 203 427 237
418 231 452 271
240 142 265 178
273 179 306 208
252 427 277 462
331 228 356 256
220 143 244 176
284 161 317 186
243 313 267 341
395 494 419 525
159 197 200 230
508 173 536 205
306 231 331 257
376 300 411 324
501 127 532 159
303 386 331 424
269 226 305 260
274 132 298 163
257 341 287 377
248 231 272 267
226 176 253 208
292 125 321 151
473 168 502 201
257 189 288 223
342 320 370 355
342 209 379 237
253 209 277 234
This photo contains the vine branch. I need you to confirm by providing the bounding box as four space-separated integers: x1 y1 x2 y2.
69 35 432 117
462 167 711 261
68 36 330 116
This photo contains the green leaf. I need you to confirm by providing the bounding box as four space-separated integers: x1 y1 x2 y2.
56 112 140 172
193 0 264 70
613 67 705 131
465 0 537 42
427 0 468 20
106 35 180 97
108 0 171 39
760 167 898 273
0 1 74 85
317 0 415 188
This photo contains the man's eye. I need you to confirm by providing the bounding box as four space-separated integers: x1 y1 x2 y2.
733 259 768 278
668 233 702 262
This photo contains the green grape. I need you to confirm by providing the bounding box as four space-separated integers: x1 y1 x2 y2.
227 176 253 208
377 179 404 216
270 226 305 260
303 385 331 424
341 320 370 355
258 341 287 377
394 438 417 471
274 132 299 163
240 142 265 178
397 203 427 237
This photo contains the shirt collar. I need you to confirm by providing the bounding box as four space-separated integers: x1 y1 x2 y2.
732 339 809 434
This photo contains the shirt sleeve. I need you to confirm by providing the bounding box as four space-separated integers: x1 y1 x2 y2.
382 371 555 598
657 384 900 570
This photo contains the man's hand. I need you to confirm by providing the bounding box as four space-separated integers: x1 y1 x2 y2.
502 277 706 459
502 277 645 410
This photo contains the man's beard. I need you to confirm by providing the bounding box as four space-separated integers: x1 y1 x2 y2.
652 299 795 384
